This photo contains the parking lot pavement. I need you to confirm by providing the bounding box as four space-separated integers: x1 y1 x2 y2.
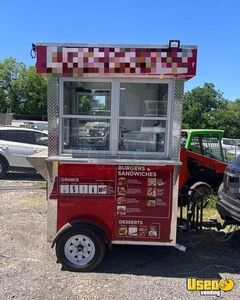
0 183 239 300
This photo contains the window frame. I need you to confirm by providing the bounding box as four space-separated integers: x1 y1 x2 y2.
60 78 113 154
59 77 173 157
116 79 172 157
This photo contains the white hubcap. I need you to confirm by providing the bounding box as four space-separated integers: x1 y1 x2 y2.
64 234 95 266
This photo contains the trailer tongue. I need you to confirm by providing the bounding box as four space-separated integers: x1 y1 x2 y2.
32 41 197 271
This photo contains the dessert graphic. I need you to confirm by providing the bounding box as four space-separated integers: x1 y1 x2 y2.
118 226 128 236
128 226 138 236
138 227 148 237
148 226 158 237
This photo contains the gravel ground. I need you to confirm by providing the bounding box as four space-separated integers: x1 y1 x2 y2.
0 180 240 300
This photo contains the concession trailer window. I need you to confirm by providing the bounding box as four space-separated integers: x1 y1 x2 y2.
118 82 168 154
61 79 171 156
62 80 111 152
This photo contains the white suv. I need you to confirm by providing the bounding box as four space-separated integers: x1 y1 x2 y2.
0 127 48 178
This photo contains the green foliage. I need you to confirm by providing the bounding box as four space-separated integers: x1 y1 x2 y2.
0 57 25 112
79 95 91 114
221 100 240 138
183 83 240 138
183 83 227 128
206 194 218 209
0 58 47 116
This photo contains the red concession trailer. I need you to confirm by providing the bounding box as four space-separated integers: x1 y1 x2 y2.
33 41 197 271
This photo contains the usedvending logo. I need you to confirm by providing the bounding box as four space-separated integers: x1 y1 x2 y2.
187 277 234 297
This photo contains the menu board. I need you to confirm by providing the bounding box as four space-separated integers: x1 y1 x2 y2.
59 178 115 196
56 163 173 242
115 165 173 240
57 164 115 197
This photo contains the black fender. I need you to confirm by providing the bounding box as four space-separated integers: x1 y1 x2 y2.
51 219 112 249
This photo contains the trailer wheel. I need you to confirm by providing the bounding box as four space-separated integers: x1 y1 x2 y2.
56 227 105 272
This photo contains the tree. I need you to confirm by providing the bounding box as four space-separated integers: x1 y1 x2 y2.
182 83 228 129
0 57 47 116
79 95 91 114
0 57 25 112
214 99 240 138
16 66 47 115
183 83 240 138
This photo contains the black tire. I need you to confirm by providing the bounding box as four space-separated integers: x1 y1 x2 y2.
0 158 8 179
56 226 105 272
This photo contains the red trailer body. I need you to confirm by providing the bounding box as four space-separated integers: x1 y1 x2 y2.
52 163 174 243
33 41 197 271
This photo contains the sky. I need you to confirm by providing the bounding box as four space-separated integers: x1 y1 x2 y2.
0 0 239 100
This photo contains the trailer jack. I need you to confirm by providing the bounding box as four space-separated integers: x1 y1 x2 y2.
178 193 240 245
178 191 204 232
178 191 236 233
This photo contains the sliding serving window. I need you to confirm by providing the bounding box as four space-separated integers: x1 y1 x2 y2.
62 81 111 152
119 83 168 154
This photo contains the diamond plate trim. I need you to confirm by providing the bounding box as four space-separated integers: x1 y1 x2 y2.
169 79 184 242
170 78 184 160
47 199 57 242
47 74 59 156
47 161 58 242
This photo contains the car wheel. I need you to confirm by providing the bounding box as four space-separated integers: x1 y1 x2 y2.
0 158 8 179
56 227 105 272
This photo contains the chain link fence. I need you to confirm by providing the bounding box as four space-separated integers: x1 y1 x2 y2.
222 138 240 161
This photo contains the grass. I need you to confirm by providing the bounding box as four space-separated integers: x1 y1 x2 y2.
205 194 218 209
178 193 222 222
